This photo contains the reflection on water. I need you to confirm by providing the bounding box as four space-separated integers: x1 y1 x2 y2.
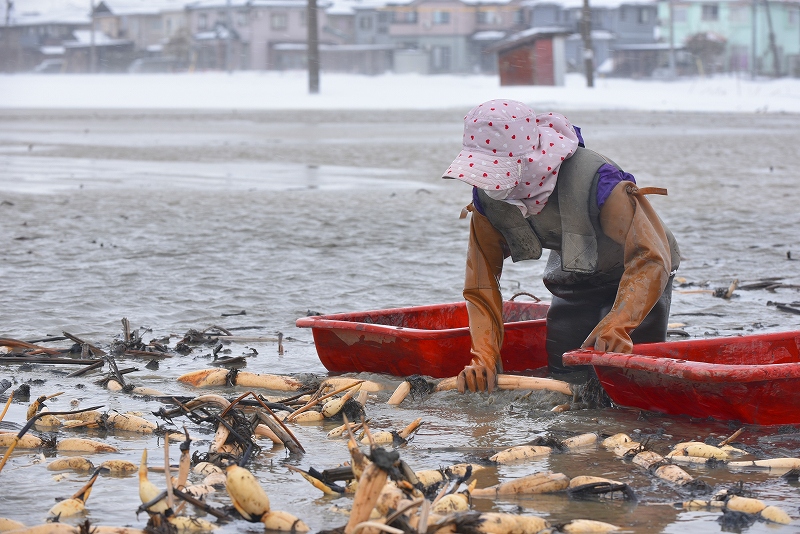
0 109 799 532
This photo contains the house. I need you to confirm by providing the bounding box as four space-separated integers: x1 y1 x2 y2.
182 0 246 70
184 0 352 70
489 26 570 84
93 1 185 51
378 0 527 74
62 29 136 72
656 0 800 76
353 3 393 45
89 1 190 71
7 0 798 77
307 0 395 73
0 2 89 72
521 0 661 75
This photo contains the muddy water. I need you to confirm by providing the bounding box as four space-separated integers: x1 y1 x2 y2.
1 109 799 532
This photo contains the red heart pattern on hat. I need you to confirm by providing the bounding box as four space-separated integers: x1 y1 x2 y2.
441 99 579 216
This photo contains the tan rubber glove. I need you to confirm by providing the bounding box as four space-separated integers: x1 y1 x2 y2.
458 205 508 393
582 181 672 353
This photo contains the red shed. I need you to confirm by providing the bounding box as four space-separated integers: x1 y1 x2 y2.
489 28 569 86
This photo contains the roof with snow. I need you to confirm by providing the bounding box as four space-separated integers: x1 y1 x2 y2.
2 0 90 25
565 29 615 40
17 0 775 27
461 0 515 5
472 30 506 41
186 0 323 8
522 0 656 8
63 29 132 46
194 23 239 39
325 0 392 16
272 42 395 50
487 25 571 51
184 0 249 8
40 45 66 54
95 0 187 15
383 0 510 6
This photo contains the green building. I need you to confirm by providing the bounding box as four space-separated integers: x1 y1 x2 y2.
658 0 800 76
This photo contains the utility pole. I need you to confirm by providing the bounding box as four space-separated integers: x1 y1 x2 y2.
225 0 232 73
4 0 12 72
668 0 676 78
763 0 780 76
751 0 757 78
89 0 96 73
307 0 319 93
581 0 594 87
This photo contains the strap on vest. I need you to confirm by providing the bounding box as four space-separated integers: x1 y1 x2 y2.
627 185 668 196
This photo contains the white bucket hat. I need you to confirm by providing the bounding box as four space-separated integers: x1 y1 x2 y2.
443 99 579 216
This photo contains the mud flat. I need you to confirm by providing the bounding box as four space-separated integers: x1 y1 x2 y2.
1 109 799 533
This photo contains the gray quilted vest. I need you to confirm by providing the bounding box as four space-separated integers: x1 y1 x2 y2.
476 147 679 286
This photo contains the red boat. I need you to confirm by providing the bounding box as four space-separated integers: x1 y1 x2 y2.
297 301 800 425
295 300 550 378
562 331 800 426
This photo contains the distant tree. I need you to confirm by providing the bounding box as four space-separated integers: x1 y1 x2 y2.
684 32 726 75
164 28 192 66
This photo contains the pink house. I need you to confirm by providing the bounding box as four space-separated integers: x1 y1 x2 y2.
384 0 524 73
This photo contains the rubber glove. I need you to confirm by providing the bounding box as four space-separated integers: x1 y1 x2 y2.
582 182 672 353
458 206 508 393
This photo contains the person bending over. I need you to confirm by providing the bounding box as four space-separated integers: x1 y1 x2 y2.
442 99 680 392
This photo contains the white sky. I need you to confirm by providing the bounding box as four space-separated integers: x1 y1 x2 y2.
1 71 798 113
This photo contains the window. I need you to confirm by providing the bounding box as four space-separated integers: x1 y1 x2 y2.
271 12 288 30
513 9 523 25
198 13 207 30
392 10 417 24
673 6 688 23
237 11 248 27
476 9 500 25
701 4 719 21
638 7 651 23
299 10 306 26
432 11 450 24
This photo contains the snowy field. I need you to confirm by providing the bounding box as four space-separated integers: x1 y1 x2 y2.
2 71 800 113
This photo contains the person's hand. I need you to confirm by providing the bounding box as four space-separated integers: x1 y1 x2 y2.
457 358 499 393
582 321 633 353
581 180 672 356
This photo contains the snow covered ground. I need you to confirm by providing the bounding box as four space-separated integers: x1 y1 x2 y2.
2 70 799 113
